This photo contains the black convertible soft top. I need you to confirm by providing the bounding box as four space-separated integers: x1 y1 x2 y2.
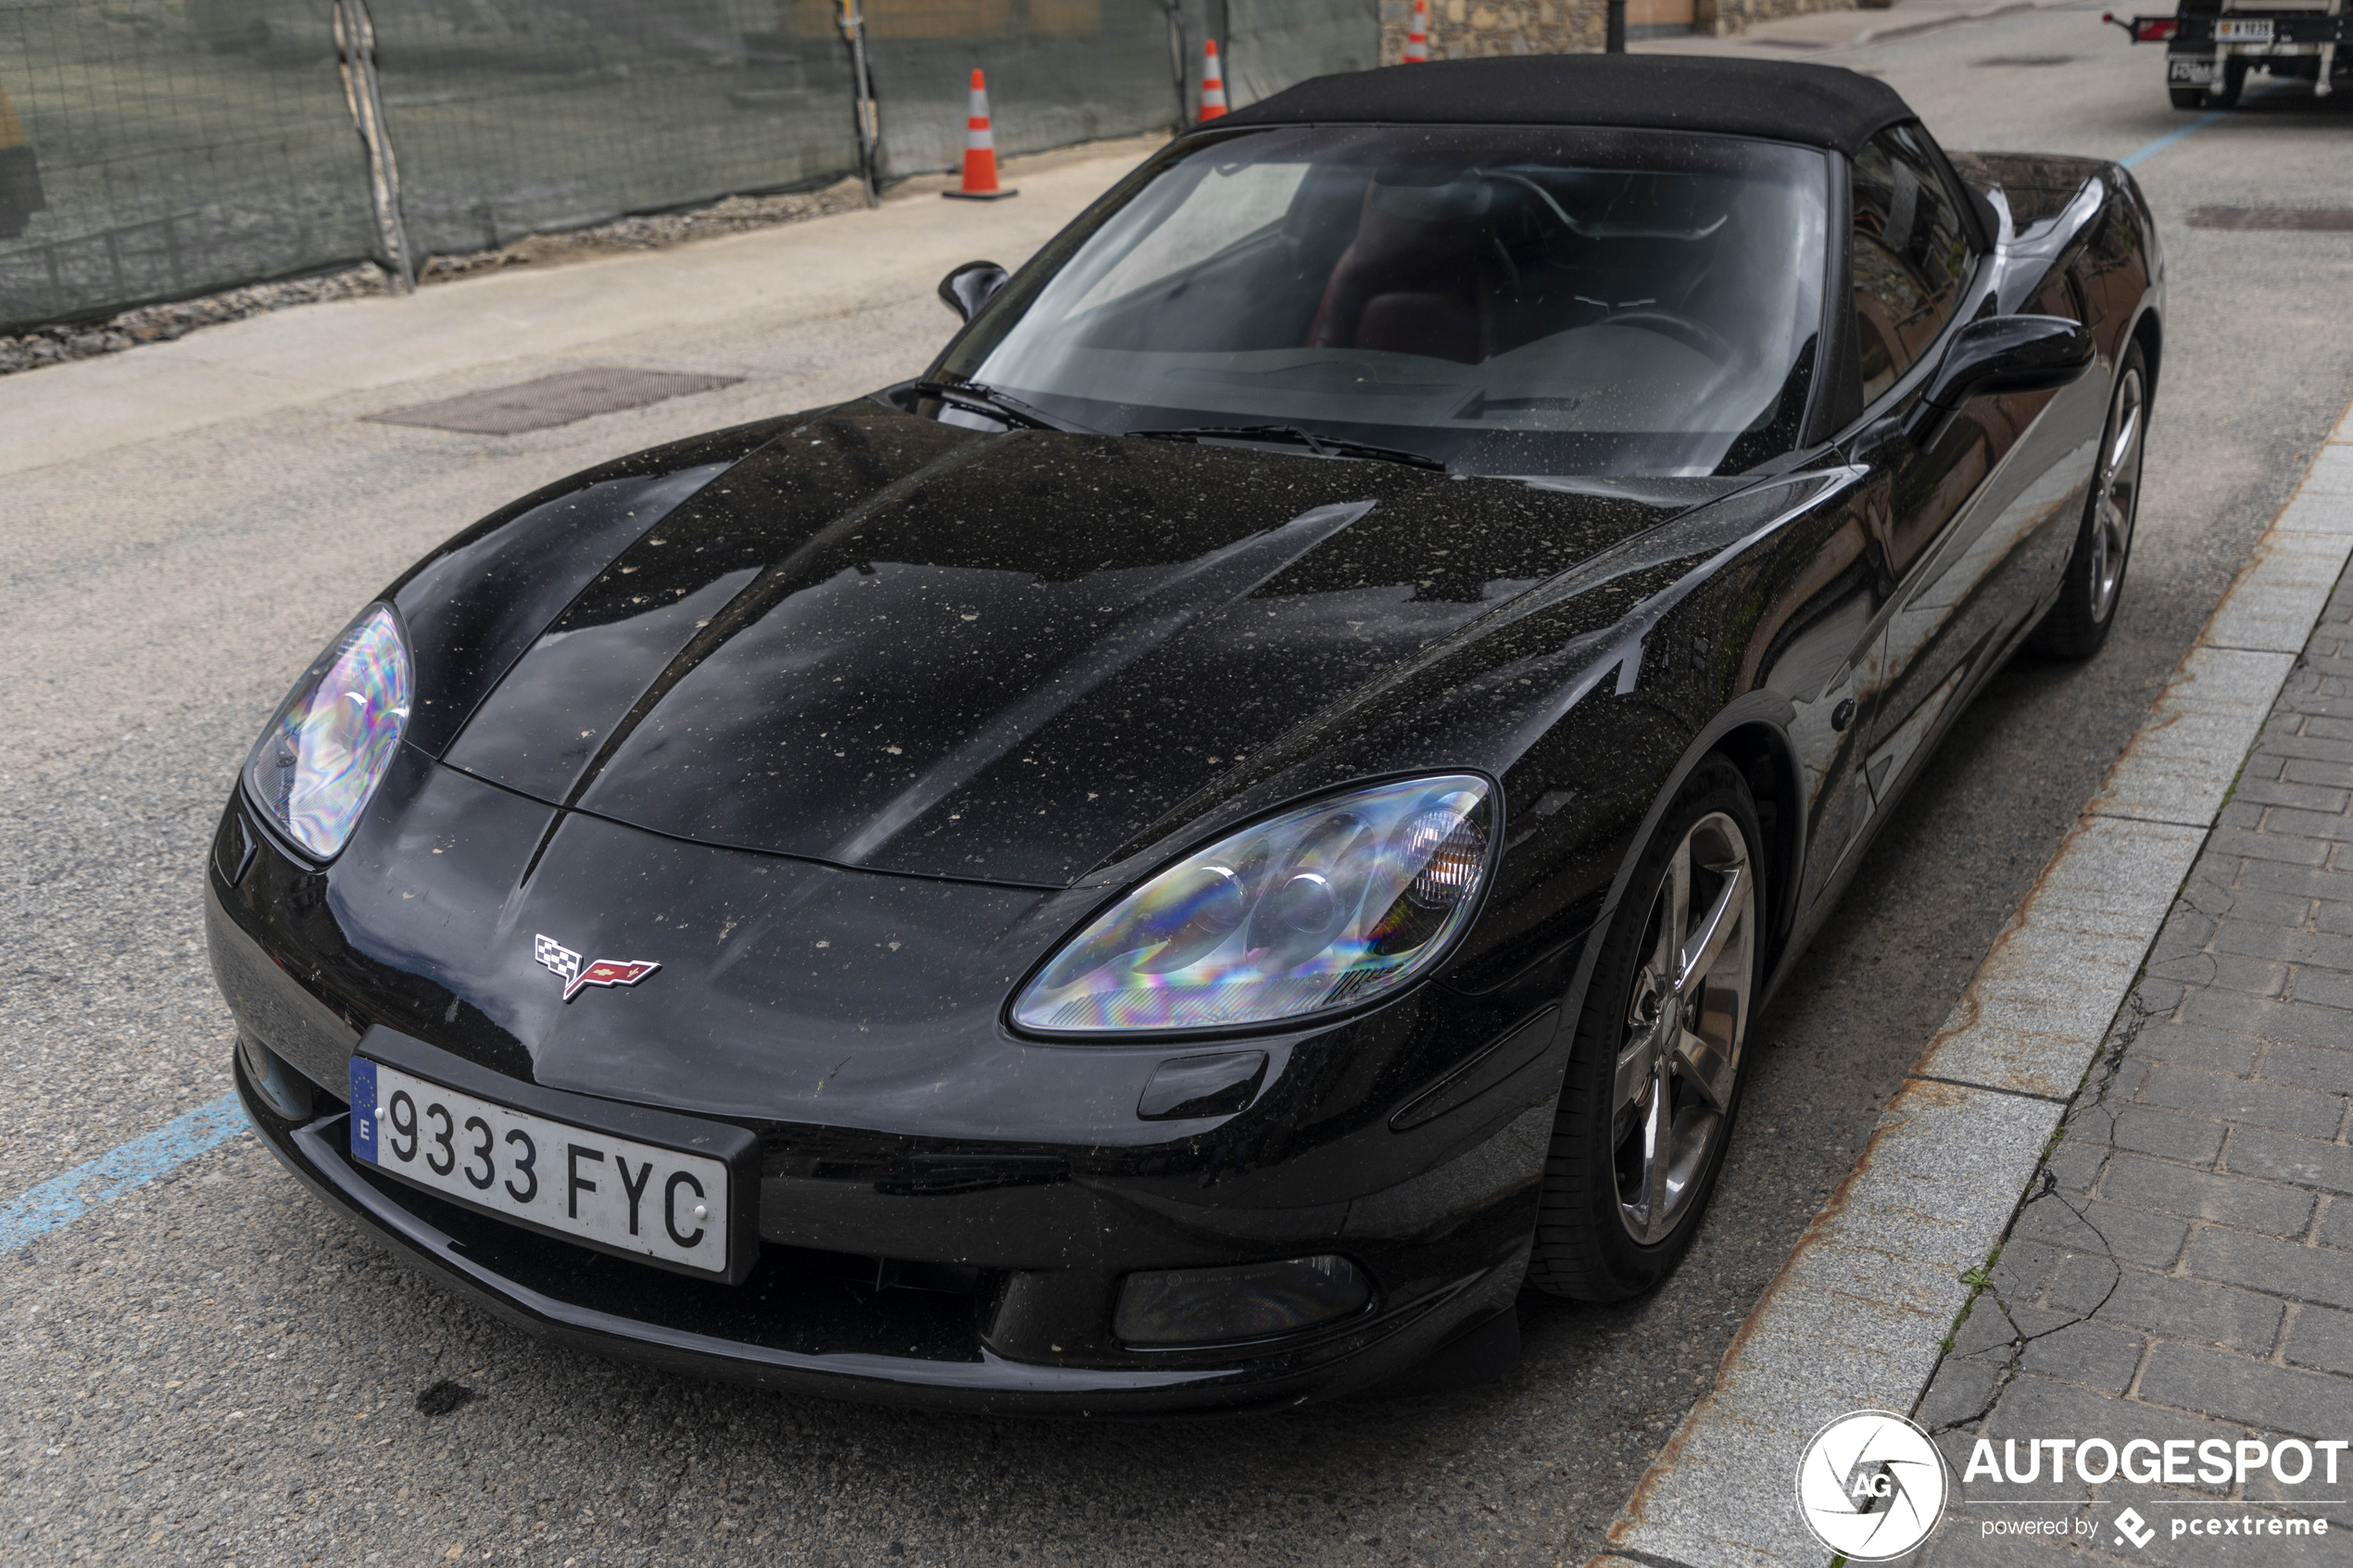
1214 55 1914 157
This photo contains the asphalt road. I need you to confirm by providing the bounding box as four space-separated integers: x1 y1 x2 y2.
6 12 2353 1566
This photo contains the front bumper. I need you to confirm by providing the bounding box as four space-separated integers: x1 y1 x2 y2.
236 1048 1528 1414
209 757 1567 1413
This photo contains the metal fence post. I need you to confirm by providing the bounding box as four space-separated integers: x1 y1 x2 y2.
333 0 415 291
837 0 881 207
1164 0 1189 126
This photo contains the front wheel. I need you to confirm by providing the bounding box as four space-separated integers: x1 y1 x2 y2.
2032 343 2147 659
1527 757 1762 1302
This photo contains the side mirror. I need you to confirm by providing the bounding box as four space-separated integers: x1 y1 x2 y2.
1922 313 2095 409
938 260 1010 322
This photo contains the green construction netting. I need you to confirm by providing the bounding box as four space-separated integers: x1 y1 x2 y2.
1224 0 1379 106
366 0 862 257
0 0 1378 331
861 0 1177 182
0 0 377 332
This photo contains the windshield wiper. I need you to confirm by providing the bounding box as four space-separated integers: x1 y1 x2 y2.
1126 423 1447 471
908 380 1102 435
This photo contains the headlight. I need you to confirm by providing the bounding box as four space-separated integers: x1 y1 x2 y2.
244 603 413 859
1012 775 1495 1034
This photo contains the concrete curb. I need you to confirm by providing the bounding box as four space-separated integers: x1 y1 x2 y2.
1591 405 2353 1568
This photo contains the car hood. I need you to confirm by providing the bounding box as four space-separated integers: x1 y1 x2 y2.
436 404 1711 886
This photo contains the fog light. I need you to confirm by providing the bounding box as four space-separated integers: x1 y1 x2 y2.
1113 1255 1371 1347
235 1032 314 1122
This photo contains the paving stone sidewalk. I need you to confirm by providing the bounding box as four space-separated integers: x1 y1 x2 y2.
1914 564 2353 1563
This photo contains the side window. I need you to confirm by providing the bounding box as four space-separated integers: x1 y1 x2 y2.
1850 126 1972 403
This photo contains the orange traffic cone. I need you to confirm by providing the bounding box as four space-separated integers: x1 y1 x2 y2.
1403 0 1429 60
1199 39 1227 120
944 68 1017 201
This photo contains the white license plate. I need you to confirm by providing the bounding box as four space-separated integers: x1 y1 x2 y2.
349 1059 731 1274
2216 19 2273 42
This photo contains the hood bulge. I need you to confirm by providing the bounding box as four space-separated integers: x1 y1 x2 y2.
434 405 1686 886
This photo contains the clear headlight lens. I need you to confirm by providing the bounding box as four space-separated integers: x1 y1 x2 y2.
244 604 413 859
1013 775 1494 1034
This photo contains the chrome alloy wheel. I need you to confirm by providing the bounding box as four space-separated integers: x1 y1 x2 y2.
2087 364 2145 625
1610 811 1755 1246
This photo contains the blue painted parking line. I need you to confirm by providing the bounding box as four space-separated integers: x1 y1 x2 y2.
0 1091 249 1251
2119 79 2296 169
2120 108 2230 168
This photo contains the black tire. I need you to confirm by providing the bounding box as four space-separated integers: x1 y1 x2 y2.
1527 756 1763 1302
2170 86 2207 109
2210 57 2247 107
2032 343 2148 659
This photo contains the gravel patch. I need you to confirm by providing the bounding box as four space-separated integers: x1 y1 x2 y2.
0 268 393 378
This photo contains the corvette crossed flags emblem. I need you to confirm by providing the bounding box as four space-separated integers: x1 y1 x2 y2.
534 934 661 1002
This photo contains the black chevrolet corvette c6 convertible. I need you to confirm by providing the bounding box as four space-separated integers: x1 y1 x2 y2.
210 55 2159 1413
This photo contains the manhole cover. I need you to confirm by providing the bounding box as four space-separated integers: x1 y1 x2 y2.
2186 207 2353 232
368 367 743 434
1973 54 2078 65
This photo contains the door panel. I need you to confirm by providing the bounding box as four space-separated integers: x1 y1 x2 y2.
1852 365 2108 809
1836 122 2108 819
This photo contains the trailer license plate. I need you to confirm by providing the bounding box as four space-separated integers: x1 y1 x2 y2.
349 1059 731 1274
2216 19 2273 42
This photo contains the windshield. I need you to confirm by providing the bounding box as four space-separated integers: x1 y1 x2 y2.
938 125 1831 479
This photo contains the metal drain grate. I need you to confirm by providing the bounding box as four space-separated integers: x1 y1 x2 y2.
1973 54 2079 66
2187 207 2353 232
367 367 744 434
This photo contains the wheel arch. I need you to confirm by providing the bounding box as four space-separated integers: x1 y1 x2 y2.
1546 695 1807 1065
1521 699 1805 1300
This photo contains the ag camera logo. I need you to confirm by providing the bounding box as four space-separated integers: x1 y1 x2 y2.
1797 1410 1950 1560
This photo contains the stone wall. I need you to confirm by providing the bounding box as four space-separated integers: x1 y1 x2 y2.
1692 0 1869 37
1376 0 1856 52
1378 0 1601 57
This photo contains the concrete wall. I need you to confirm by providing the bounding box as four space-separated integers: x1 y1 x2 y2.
1376 0 1857 53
